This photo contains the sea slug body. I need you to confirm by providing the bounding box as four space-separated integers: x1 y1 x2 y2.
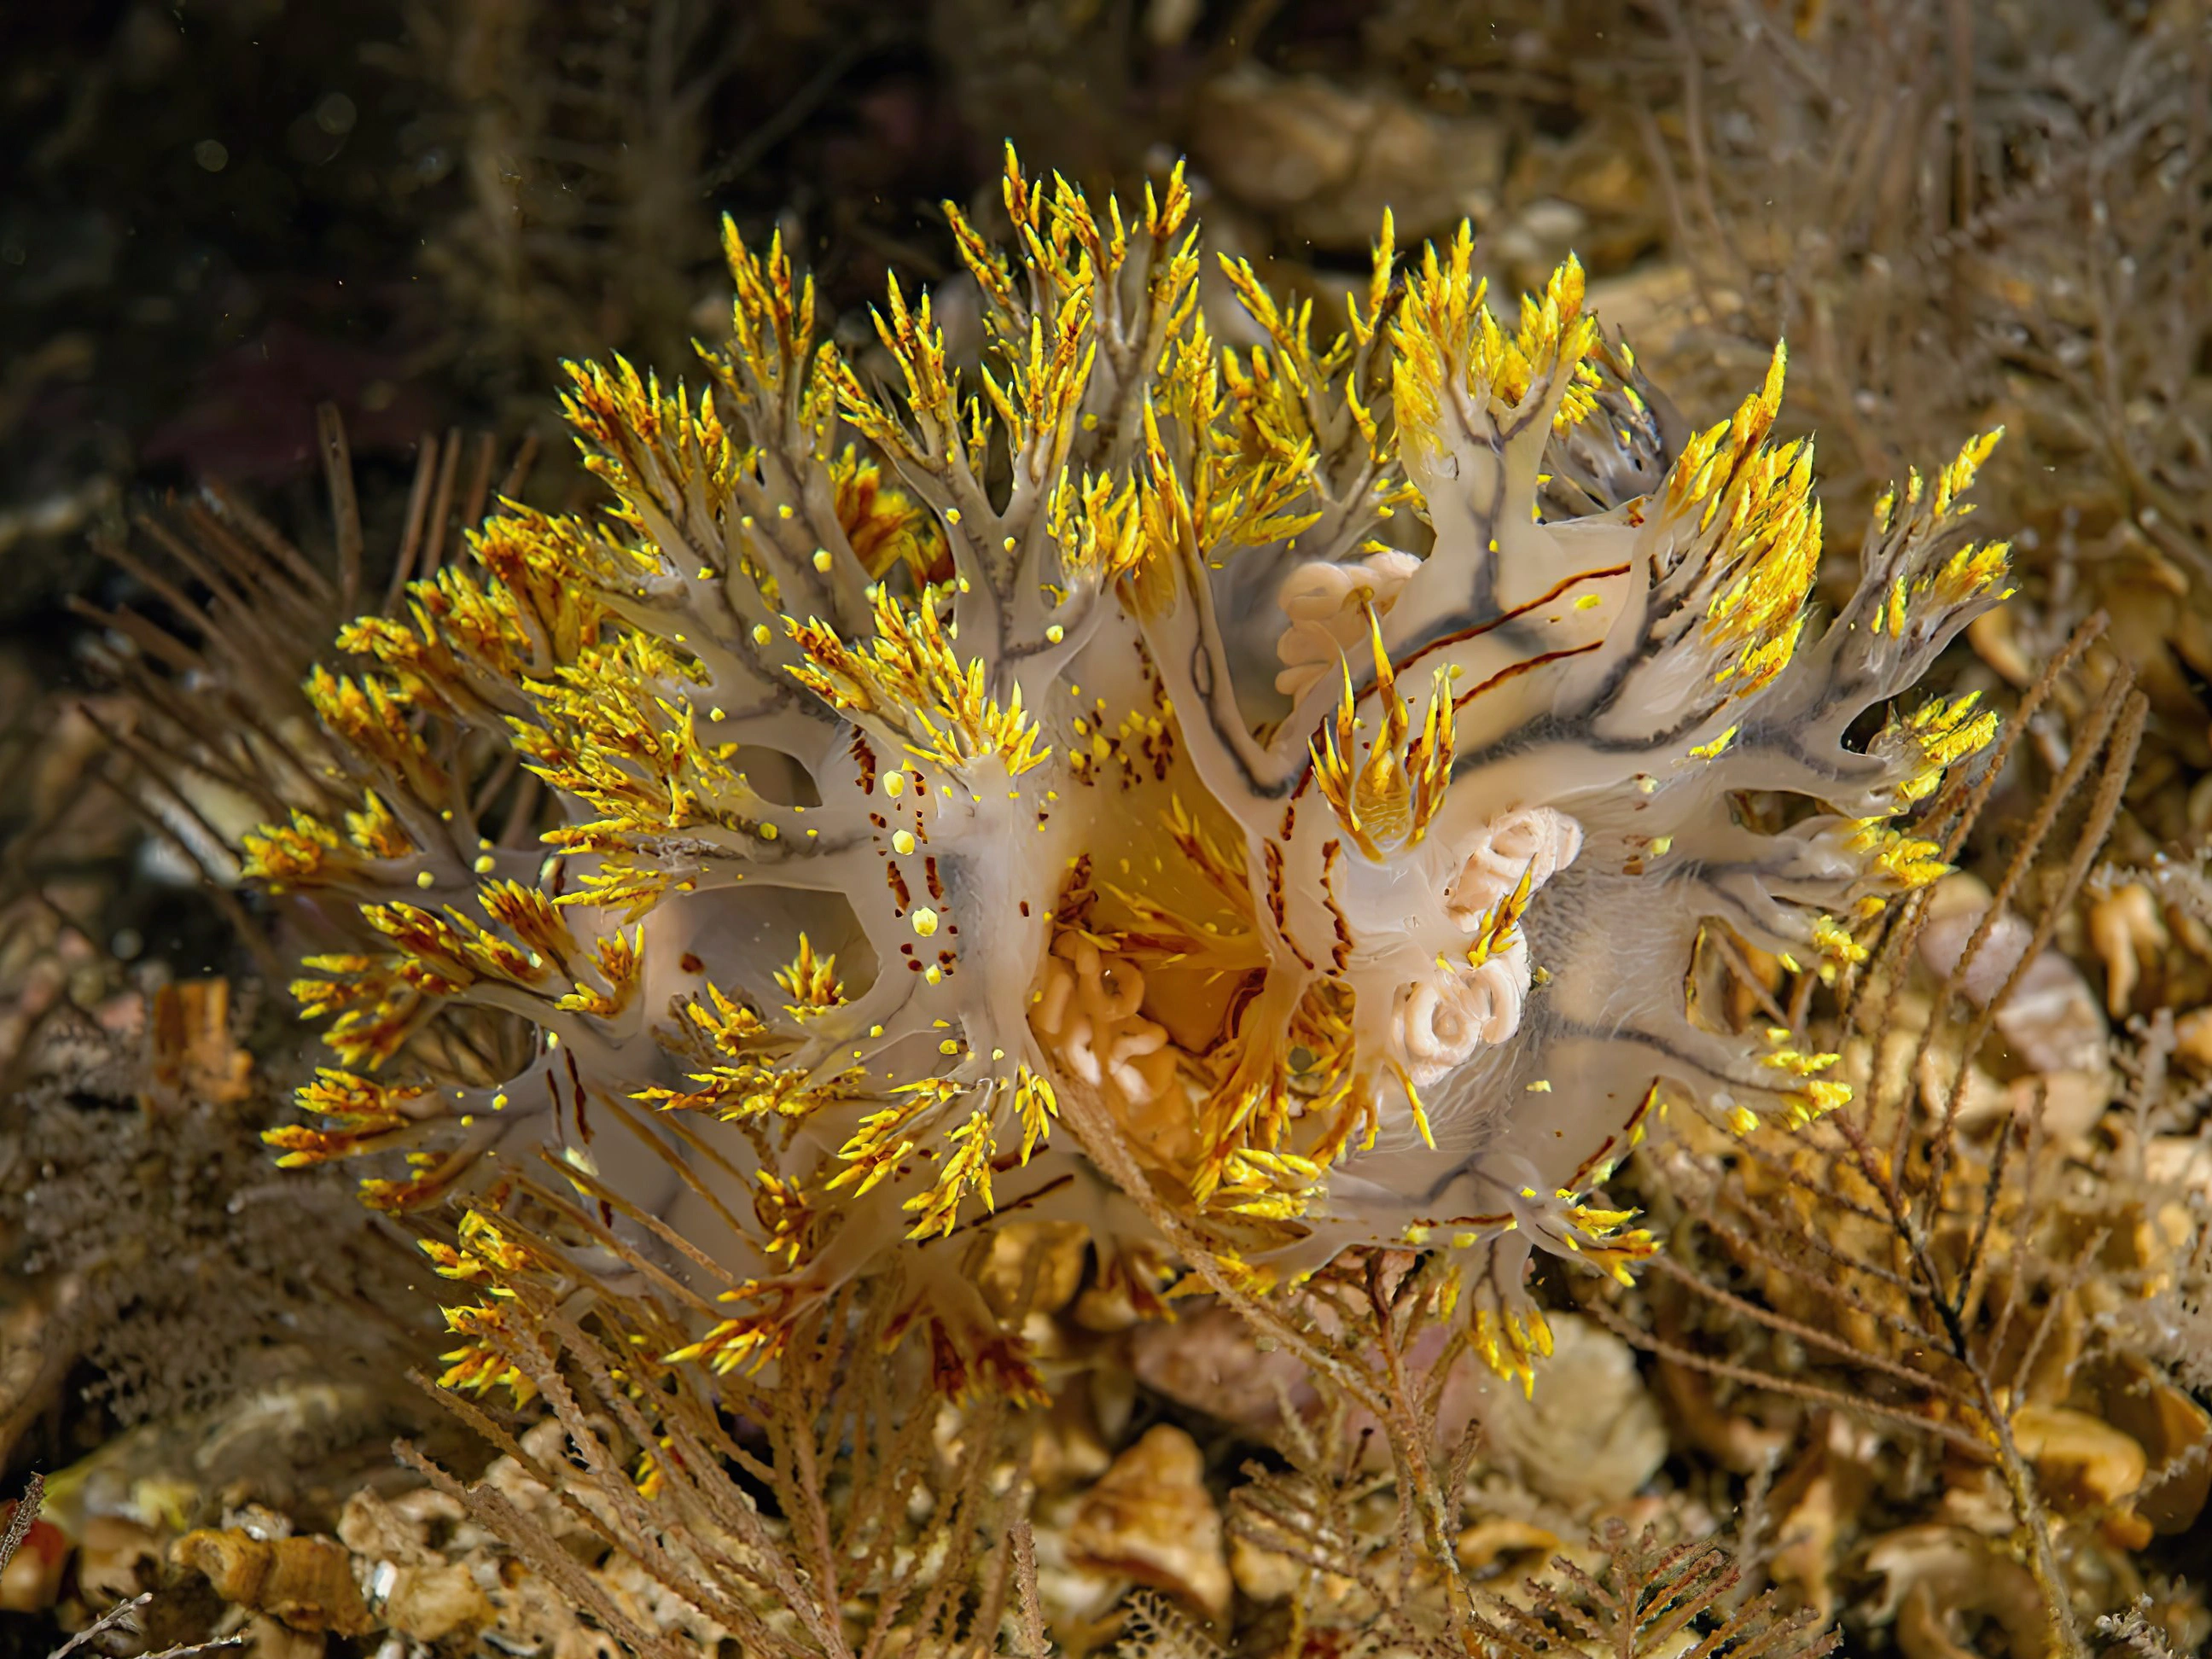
252 151 2010 1398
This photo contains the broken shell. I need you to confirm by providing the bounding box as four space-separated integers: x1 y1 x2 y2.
1473 1314 1667 1509
1129 1305 1307 1430
2009 1405 2145 1511
1967 608 2034 688
2093 1353 2212 1534
1768 1440 1860 1626
1452 1518 1561 1578
1866 1526 2048 1659
380 1562 494 1644
335 1490 434 1565
976 1220 1090 1320
1188 66 1504 249
1027 1381 1114 1493
1919 876 2109 1076
2002 1068 2111 1140
2087 883 2164 1016
1068 1424 1231 1622
1994 951 2111 1078
172 1530 372 1637
2172 1007 2212 1070
1653 1358 1790 1475
2145 1134 2212 1197
1229 1534 1305 1604
240 1612 326 1659
77 1514 166 1607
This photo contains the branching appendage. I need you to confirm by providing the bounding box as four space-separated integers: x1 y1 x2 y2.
247 148 2011 1402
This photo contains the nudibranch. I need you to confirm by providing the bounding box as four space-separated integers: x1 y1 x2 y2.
250 151 2008 1397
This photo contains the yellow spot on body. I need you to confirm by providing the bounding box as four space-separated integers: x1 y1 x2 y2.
492 1094 509 1110
1045 624 1064 643
911 907 940 937
892 830 917 854
1526 1080 1551 1093
759 823 779 841
1687 725 1738 761
812 549 833 573
1575 593 1602 610
473 855 496 874
415 870 435 889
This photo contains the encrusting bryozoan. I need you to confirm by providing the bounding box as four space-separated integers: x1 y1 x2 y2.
251 149 2010 1400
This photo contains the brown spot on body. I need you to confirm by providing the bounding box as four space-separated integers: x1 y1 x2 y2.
1320 839 1354 971
1264 841 1316 970
565 1050 591 1144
